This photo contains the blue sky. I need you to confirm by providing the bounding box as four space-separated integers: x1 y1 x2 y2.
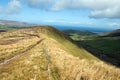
0 0 120 31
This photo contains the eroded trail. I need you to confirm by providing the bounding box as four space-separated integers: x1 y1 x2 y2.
0 38 45 66
0 36 56 80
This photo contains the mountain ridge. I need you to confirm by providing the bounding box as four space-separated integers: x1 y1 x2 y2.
99 29 120 37
0 20 36 27
63 29 96 36
0 26 120 80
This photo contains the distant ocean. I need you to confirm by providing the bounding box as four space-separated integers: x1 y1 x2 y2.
52 25 113 34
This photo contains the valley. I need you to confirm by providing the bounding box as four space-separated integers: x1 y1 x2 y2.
65 29 120 67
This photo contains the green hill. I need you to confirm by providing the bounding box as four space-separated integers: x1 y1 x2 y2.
100 29 120 37
63 29 96 40
71 29 120 66
63 29 96 36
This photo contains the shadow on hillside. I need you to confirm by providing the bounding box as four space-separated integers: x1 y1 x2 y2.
73 40 120 68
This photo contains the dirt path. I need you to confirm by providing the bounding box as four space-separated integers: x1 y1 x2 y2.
0 38 45 66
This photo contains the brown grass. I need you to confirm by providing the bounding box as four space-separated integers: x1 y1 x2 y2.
0 26 120 80
0 37 39 63
42 37 120 80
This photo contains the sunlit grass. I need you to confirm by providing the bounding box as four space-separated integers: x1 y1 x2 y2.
0 26 120 80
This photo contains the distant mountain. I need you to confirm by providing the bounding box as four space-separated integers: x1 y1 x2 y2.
63 29 96 36
0 20 36 27
100 29 120 37
0 20 37 31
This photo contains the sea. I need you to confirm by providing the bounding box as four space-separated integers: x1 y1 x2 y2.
52 25 113 34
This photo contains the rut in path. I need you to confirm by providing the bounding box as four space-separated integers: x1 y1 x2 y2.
42 44 51 80
0 38 45 66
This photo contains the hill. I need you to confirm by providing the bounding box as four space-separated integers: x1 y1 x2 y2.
100 29 120 37
0 26 120 80
63 29 96 40
71 29 120 67
0 20 36 27
63 29 96 36
0 20 36 31
0 25 22 32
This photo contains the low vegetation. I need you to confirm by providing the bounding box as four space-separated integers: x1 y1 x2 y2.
0 25 21 32
67 29 120 66
0 26 120 80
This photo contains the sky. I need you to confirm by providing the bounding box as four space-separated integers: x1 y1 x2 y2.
0 0 120 31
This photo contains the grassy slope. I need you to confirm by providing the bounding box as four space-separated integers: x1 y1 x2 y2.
40 26 98 60
70 31 120 65
63 30 96 36
83 37 120 62
0 26 120 80
42 37 120 80
84 38 120 53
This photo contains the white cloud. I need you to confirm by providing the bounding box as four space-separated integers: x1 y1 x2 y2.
91 5 120 18
23 0 120 19
25 0 52 9
6 0 22 14
51 0 119 10
51 0 120 18
51 0 81 11
109 22 120 27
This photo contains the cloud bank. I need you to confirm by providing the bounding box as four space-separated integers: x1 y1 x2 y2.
1 0 120 19
24 0 120 19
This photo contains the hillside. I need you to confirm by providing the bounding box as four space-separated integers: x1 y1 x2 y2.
0 20 36 27
0 20 36 31
0 25 22 32
100 29 120 37
63 29 96 36
0 26 120 80
71 29 120 67
63 29 96 40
